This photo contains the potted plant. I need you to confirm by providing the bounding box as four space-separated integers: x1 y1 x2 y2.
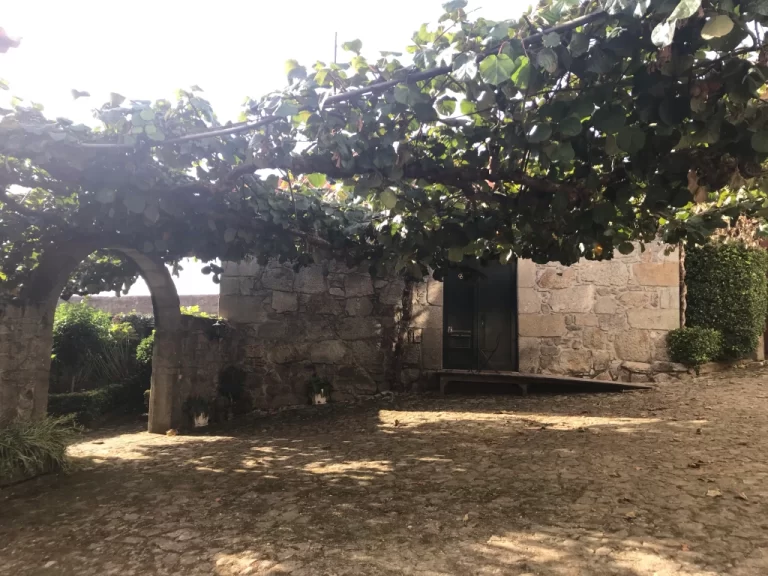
183 395 212 428
309 375 331 405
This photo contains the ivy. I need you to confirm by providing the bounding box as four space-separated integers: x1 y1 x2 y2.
3 0 768 299
685 243 768 360
668 327 723 367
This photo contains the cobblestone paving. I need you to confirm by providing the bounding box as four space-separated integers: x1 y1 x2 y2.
3 370 768 575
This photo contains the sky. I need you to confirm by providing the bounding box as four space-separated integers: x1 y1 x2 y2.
3 0 523 295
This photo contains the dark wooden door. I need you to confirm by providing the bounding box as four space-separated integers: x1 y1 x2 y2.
442 262 518 371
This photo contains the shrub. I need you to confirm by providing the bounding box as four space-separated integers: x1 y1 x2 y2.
668 327 723 367
47 384 130 425
0 416 81 482
136 332 155 368
51 301 112 392
112 312 154 339
685 243 768 360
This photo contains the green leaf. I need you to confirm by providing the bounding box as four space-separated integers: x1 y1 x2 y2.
551 141 575 162
342 39 362 54
436 97 457 115
96 189 116 204
460 100 476 115
568 32 589 57
452 52 478 81
605 134 621 155
140 108 155 121
701 15 734 40
527 123 552 143
618 241 635 255
616 126 646 153
751 131 768 153
109 93 125 107
123 194 146 214
48 132 68 142
442 0 468 11
380 190 397 209
542 32 561 48
511 56 531 89
592 105 626 133
447 246 465 262
307 173 327 187
285 59 307 82
70 89 90 99
669 0 701 21
651 21 676 47
144 203 160 224
275 100 300 117
536 47 558 74
224 228 237 243
559 116 582 137
479 54 516 85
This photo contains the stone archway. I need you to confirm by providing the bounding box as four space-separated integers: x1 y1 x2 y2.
0 236 183 433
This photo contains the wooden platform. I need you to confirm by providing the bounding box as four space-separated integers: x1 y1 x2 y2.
438 369 651 395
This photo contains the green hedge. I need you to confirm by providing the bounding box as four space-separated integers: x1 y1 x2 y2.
0 416 81 483
668 327 723 367
48 379 145 425
685 243 768 360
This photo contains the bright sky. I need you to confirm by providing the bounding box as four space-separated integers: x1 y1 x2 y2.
3 0 524 295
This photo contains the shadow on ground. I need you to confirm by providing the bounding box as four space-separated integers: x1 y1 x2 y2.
2 373 768 575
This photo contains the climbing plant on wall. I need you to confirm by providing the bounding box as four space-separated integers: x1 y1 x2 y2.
4 0 768 299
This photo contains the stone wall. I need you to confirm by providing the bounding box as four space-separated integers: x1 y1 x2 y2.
65 295 219 317
518 243 680 379
218 260 405 408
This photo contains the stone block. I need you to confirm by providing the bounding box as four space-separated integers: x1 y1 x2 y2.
310 340 348 364
630 373 652 383
348 340 386 368
302 293 343 315
518 259 537 288
271 291 298 313
346 297 374 317
421 342 442 370
517 288 542 314
555 349 592 375
593 350 611 371
594 296 618 314
339 317 382 340
613 330 651 362
426 279 443 306
582 327 606 350
549 285 595 313
574 314 599 326
519 314 567 337
618 291 650 308
651 361 688 373
623 361 652 373
538 268 575 289
334 365 377 395
594 371 613 381
222 259 261 277
518 337 541 373
633 263 679 286
257 321 288 339
658 287 678 309
219 276 240 296
627 309 679 330
294 266 327 294
268 344 298 364
598 313 628 331
380 279 406 305
411 306 442 330
344 274 374 297
579 261 630 286
329 287 345 297
261 267 295 291
219 295 269 324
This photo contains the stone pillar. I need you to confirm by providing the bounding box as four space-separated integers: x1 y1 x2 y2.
0 302 55 421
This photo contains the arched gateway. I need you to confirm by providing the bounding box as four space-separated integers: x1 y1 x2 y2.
0 236 183 433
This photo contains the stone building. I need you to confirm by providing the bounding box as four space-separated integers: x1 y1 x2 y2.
217 243 682 402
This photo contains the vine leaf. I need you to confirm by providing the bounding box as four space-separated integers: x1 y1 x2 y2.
651 21 676 47
701 15 734 40
479 54 516 85
527 123 553 143
751 131 768 153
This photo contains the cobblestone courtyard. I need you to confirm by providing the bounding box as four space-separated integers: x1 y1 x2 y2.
3 370 768 575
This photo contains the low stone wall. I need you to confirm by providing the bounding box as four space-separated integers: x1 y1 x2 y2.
218 260 405 408
65 295 219 317
518 244 680 379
